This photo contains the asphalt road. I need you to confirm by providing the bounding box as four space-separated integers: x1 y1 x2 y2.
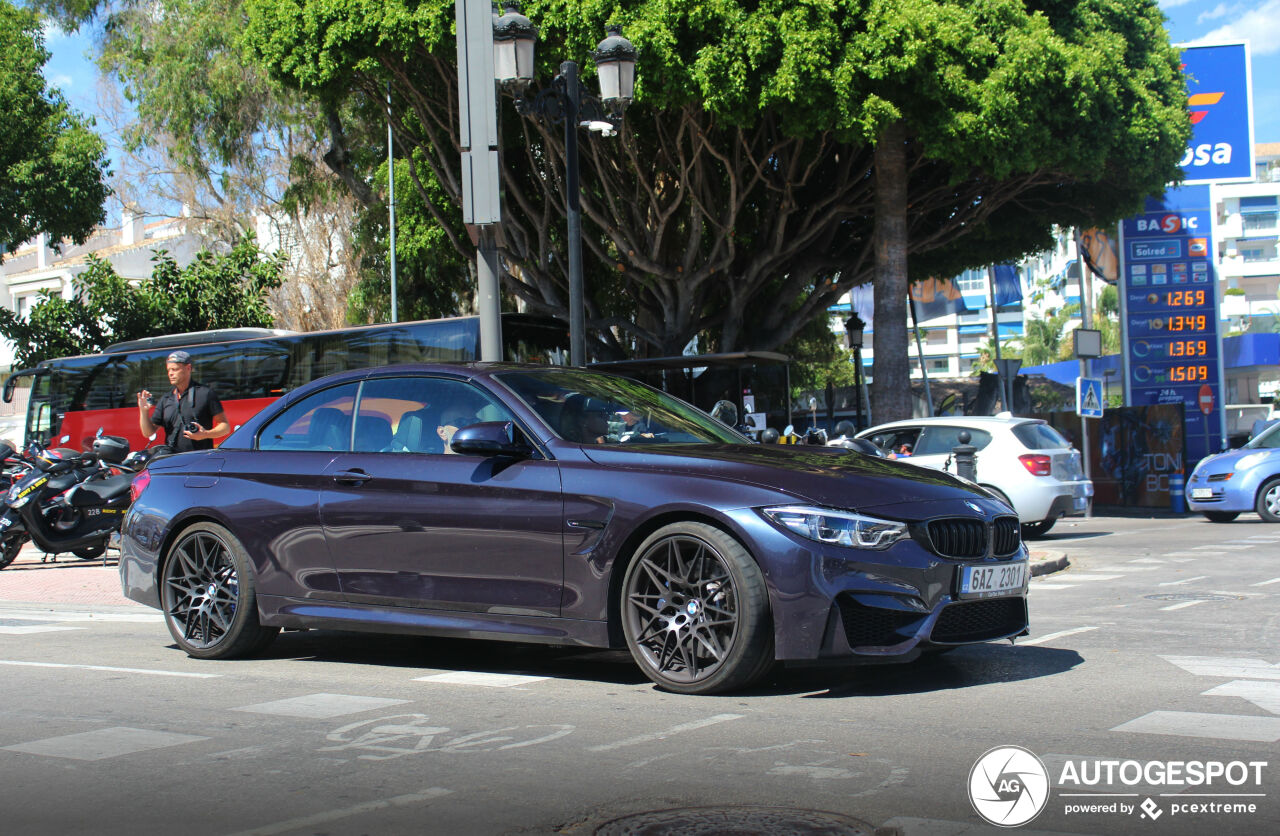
0 512 1276 836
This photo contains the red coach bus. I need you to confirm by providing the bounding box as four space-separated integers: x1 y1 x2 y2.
3 314 571 451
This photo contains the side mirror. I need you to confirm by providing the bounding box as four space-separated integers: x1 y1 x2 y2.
448 422 531 458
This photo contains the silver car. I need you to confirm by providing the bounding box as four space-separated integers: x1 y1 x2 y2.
856 416 1093 537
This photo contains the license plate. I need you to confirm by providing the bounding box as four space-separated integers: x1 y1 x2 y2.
1190 488 1213 500
960 561 1027 599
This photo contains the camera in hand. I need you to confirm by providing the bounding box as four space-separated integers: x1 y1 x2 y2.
184 422 200 433
146 394 156 406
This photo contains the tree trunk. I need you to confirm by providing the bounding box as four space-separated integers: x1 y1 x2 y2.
870 121 912 423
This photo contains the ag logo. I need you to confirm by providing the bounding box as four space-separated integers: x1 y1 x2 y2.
968 745 1050 827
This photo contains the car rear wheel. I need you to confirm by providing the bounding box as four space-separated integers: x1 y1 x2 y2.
621 522 773 695
161 522 278 659
1021 519 1055 539
1203 511 1239 523
1257 479 1280 523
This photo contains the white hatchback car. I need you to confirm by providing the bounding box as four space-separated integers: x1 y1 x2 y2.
855 416 1093 537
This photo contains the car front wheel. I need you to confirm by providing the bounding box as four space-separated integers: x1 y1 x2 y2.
1257 479 1280 523
621 522 773 695
161 521 278 659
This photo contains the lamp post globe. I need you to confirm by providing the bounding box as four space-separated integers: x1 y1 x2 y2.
493 1 537 89
593 24 637 109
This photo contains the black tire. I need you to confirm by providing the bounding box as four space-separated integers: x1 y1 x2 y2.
981 486 1016 515
160 521 279 659
73 545 106 560
1021 519 1055 539
620 522 773 695
1257 479 1280 523
1203 511 1239 523
0 535 23 570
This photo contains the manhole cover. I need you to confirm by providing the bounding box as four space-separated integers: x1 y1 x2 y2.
1144 593 1244 602
594 806 874 835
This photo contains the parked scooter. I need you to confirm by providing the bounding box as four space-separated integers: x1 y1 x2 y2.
0 432 136 566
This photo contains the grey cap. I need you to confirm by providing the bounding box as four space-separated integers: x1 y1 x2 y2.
166 350 192 365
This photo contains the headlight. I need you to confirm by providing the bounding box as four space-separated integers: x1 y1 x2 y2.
1235 452 1270 471
762 505 908 550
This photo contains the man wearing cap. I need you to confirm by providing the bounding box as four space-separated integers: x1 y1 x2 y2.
136 350 230 452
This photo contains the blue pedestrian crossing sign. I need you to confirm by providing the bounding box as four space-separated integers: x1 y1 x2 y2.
1076 377 1104 418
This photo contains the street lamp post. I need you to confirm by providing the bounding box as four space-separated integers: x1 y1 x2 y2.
493 2 636 367
845 315 866 431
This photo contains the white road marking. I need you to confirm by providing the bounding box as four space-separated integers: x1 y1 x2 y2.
2 727 209 761
232 693 410 719
1157 576 1209 587
1202 680 1280 715
225 787 453 836
1130 558 1167 564
1030 583 1078 590
1193 544 1254 551
1161 655 1280 680
413 671 548 687
0 625 85 635
1019 626 1099 646
1056 573 1122 581
0 659 219 678
1161 552 1204 558
587 714 744 752
1251 577 1280 587
1160 600 1207 611
1111 711 1280 742
1104 565 1160 572
0 608 162 623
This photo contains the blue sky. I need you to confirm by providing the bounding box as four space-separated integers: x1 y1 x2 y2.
36 1 1279 207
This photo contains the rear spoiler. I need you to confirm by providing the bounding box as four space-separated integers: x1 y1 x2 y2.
3 368 41 403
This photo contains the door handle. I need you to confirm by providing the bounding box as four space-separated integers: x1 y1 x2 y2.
333 469 373 485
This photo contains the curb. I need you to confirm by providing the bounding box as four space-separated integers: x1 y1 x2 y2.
1029 550 1069 577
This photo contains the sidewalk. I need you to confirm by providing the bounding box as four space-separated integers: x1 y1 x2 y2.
1 541 1070 609
0 543 141 608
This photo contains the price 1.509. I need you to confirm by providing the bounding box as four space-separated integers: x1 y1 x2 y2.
1168 365 1209 382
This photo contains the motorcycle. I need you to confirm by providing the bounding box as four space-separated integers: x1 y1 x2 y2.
0 432 137 567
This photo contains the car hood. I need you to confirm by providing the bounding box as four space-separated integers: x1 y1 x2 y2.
580 443 1004 518
1195 446 1279 473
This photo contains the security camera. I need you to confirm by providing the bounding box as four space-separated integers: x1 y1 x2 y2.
583 120 617 137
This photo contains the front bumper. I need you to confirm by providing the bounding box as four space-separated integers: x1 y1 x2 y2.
725 500 1030 662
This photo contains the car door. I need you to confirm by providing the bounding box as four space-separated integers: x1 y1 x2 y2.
239 382 360 601
320 375 565 615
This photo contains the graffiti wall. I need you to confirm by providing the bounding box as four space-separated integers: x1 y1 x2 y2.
1033 404 1185 508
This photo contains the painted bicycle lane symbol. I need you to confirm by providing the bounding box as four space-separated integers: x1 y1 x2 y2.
320 714 575 761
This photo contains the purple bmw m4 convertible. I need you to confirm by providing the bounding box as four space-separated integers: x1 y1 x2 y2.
120 364 1029 694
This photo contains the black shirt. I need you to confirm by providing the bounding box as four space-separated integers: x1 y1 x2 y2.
149 381 224 452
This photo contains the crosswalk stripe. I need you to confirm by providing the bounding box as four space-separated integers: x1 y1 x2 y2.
1111 710 1280 742
1020 626 1099 646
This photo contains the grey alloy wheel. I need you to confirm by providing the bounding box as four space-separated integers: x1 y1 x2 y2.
621 522 772 695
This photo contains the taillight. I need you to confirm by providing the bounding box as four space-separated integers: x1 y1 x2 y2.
130 470 151 502
1019 454 1052 476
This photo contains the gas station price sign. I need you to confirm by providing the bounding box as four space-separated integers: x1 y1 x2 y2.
1119 184 1224 461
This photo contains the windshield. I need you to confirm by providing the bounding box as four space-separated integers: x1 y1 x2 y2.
494 368 749 445
1245 420 1280 449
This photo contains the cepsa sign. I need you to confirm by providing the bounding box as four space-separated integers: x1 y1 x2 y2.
1179 42 1254 184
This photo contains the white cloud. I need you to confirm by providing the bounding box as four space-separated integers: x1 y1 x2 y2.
50 74 74 89
39 20 70 46
1160 0 1199 8
1187 0 1280 54
1197 3 1237 23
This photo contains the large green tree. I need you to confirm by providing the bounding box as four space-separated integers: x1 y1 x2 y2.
240 0 1187 421
0 236 284 366
0 1 109 247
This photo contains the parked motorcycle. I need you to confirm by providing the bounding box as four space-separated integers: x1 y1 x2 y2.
0 433 136 568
